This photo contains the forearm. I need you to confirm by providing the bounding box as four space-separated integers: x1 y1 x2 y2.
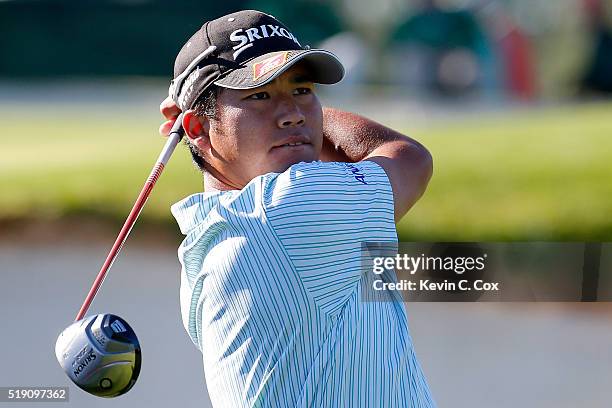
320 107 424 162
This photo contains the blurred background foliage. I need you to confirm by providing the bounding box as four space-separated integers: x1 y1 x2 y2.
1 0 611 241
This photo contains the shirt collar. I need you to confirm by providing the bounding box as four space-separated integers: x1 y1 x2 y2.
170 191 229 234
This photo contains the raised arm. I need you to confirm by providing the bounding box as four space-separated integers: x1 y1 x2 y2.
320 107 433 223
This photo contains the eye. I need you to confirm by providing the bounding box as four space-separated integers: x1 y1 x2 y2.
293 87 312 96
246 91 269 100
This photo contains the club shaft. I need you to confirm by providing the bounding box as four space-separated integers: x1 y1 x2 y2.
75 115 184 321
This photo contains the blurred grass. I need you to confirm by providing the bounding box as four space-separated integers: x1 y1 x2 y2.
1 102 611 240
397 102 612 240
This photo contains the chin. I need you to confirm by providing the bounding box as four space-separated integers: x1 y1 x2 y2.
271 161 298 174
282 155 317 171
265 139 324 173
268 150 317 173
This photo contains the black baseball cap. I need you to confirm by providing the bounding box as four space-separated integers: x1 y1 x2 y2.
169 10 345 110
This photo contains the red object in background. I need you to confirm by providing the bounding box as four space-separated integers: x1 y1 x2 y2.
582 0 604 18
499 24 537 100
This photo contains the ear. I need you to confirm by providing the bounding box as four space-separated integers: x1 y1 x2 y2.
182 110 211 153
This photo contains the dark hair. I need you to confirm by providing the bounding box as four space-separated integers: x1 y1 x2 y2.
187 85 221 172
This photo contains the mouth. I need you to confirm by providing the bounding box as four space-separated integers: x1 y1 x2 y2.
271 135 311 150
275 142 309 148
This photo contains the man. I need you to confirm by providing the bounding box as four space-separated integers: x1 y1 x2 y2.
159 10 435 407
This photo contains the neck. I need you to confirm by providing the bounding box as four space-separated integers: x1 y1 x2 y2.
203 171 240 192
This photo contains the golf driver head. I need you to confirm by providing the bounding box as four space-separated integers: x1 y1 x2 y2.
55 314 141 398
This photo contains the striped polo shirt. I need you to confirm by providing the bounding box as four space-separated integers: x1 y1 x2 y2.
171 160 435 407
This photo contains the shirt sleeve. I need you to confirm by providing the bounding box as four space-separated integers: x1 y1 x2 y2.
260 160 398 312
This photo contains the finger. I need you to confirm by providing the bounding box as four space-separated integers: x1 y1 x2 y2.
160 96 181 120
159 119 175 136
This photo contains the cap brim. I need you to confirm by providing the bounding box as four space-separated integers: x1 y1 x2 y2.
213 49 344 90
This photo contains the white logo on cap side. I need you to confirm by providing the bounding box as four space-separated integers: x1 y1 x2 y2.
178 69 201 109
169 45 216 109
230 25 301 60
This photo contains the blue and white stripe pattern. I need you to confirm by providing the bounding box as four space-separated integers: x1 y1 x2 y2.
171 160 435 407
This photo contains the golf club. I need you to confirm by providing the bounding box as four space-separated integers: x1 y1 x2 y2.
55 113 185 398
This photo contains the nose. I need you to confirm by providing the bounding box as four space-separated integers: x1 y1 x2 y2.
276 98 305 128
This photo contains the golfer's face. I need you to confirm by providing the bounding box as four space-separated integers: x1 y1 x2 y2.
210 64 323 186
